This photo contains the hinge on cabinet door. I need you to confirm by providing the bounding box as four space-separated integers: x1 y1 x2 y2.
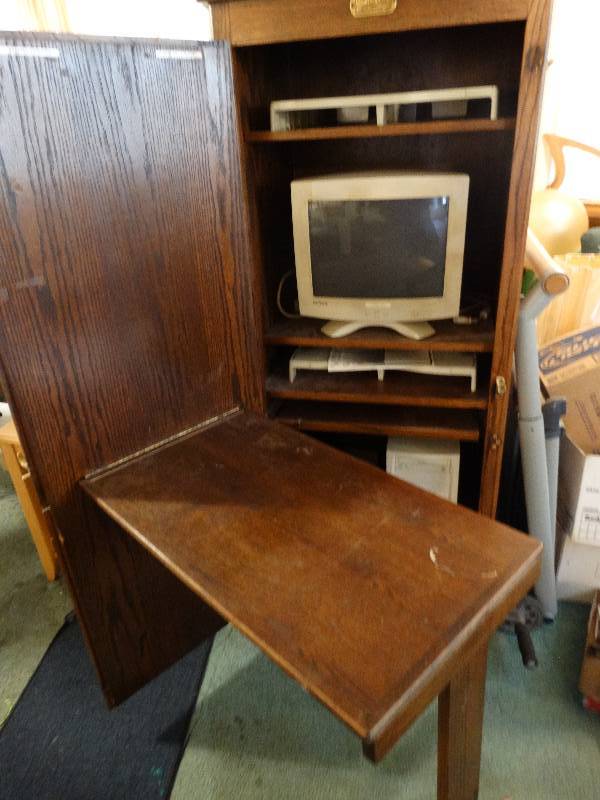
489 434 502 452
83 407 242 481
526 45 546 73
495 376 507 397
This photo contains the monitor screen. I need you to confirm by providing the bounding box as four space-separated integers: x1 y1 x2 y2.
308 197 449 299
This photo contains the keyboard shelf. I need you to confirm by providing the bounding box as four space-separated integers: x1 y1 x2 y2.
267 364 488 410
271 400 481 441
246 117 515 143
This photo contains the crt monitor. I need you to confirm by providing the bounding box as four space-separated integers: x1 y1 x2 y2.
291 172 469 339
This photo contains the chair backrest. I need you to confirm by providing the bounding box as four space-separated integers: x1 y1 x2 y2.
544 134 600 226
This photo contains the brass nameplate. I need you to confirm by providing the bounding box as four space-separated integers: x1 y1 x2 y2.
350 0 397 18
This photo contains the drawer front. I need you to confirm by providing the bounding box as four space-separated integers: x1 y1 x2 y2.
213 0 530 46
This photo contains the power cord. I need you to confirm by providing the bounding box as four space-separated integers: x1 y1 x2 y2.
453 296 491 325
276 270 301 319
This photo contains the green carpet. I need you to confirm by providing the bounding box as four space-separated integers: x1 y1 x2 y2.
1 465 599 797
0 468 72 725
174 610 599 799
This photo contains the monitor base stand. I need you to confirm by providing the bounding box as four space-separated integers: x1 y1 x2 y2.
321 320 436 340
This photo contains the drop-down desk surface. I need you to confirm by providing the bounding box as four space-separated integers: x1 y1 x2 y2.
82 411 541 763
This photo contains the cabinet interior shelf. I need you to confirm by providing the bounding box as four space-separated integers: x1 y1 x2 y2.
267 365 488 410
265 317 494 353
271 400 481 441
245 117 516 143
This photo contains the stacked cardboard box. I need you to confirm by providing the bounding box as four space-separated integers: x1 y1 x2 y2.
580 591 600 706
539 325 600 602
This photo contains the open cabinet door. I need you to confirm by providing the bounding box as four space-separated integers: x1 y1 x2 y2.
0 34 263 705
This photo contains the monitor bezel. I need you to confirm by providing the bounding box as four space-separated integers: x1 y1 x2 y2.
291 172 469 324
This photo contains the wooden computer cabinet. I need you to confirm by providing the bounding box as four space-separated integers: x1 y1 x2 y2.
0 0 550 711
209 0 551 517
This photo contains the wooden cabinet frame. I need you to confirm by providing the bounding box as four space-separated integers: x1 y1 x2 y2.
211 0 552 517
0 2 550 795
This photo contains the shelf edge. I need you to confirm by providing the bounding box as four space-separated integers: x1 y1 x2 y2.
246 117 516 143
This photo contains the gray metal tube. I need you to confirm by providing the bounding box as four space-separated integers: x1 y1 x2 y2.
545 435 560 557
543 398 567 573
516 286 558 619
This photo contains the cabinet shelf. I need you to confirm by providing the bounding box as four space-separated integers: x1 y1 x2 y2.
272 400 481 441
228 12 541 516
246 117 516 143
265 317 494 353
267 365 488 410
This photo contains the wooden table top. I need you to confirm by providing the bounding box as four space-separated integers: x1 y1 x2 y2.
82 411 541 760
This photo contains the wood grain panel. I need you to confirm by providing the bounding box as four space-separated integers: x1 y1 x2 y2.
210 0 530 46
74 497 225 705
479 0 553 516
0 35 258 702
82 412 541 758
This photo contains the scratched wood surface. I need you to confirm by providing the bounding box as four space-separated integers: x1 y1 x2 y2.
0 35 261 702
83 412 541 756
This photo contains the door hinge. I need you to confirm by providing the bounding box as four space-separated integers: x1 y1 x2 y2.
495 376 507 396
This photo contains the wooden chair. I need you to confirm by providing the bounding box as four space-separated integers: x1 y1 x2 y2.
0 419 58 582
544 134 600 227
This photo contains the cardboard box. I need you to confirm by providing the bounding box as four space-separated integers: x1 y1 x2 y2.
557 535 600 602
539 324 600 455
580 591 600 702
540 325 600 547
557 434 600 547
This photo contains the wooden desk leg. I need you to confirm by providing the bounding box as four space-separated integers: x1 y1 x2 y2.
437 642 489 800
1 442 58 582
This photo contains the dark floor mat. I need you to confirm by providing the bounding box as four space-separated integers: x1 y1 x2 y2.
0 615 212 799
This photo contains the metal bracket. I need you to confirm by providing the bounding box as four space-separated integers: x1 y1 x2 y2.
350 0 397 18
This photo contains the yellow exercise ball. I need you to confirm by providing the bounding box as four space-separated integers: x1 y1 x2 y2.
529 189 589 257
